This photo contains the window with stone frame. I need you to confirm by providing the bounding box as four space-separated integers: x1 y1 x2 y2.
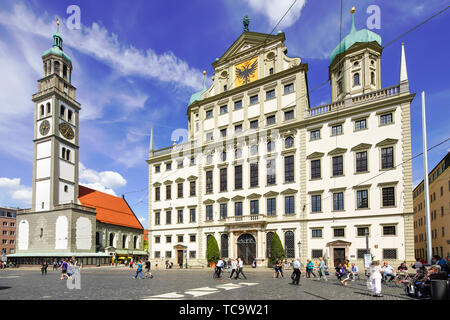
220 167 227 191
311 194 321 212
381 147 394 169
333 192 344 211
357 190 369 208
357 227 369 237
382 225 396 236
332 155 343 176
190 181 196 196
267 198 276 216
312 249 323 258
220 203 227 220
333 228 345 237
250 163 259 187
189 208 196 222
154 212 160 225
382 187 395 207
177 210 183 224
235 202 243 216
250 200 259 215
311 159 321 179
166 185 171 199
284 83 294 95
284 231 295 258
311 229 322 238
284 155 294 182
356 151 368 172
235 165 243 189
206 171 213 193
206 205 213 221
166 211 172 224
177 183 183 198
155 187 160 201
266 159 276 185
383 249 397 259
285 196 295 215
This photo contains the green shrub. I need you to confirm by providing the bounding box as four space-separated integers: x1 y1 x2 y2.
269 232 285 266
206 235 220 263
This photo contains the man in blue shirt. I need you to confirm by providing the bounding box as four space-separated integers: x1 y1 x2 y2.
350 263 359 281
292 258 301 285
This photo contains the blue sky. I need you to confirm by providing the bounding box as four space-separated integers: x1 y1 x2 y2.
0 0 448 228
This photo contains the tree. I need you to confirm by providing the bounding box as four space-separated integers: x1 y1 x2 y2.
269 232 285 266
206 235 220 264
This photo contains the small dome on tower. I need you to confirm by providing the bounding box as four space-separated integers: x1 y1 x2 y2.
188 70 208 106
42 19 72 64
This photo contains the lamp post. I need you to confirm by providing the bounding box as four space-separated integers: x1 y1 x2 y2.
297 241 301 258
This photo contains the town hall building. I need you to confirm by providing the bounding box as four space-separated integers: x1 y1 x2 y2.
147 11 416 268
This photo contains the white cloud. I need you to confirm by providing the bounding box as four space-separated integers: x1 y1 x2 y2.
79 163 127 193
0 177 32 206
244 0 307 29
138 217 146 223
0 3 204 90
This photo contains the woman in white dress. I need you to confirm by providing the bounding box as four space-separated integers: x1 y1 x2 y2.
369 260 383 297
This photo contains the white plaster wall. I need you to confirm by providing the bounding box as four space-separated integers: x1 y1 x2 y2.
76 217 92 250
264 99 277 114
36 158 51 179
58 182 74 204
204 118 214 131
59 160 75 182
18 220 29 250
232 109 244 123
247 104 260 119
35 180 50 211
36 141 52 159
55 216 68 249
218 114 228 128
281 91 296 108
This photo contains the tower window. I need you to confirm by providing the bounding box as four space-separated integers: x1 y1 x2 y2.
269 67 274 75
371 72 375 85
223 85 227 91
61 147 66 159
63 64 68 80
68 110 73 122
66 149 71 161
40 105 45 116
353 61 359 66
54 61 60 75
60 105 65 118
40 228 43 238
46 103 51 115
64 185 68 192
353 73 360 86
337 80 343 95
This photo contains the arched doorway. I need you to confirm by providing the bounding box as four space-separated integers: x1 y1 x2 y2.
237 234 256 265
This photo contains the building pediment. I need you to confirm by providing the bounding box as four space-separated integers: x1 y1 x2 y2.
351 143 372 151
175 178 185 183
376 138 398 147
153 182 161 187
232 195 245 201
326 240 352 247
280 188 298 195
203 199 215 205
163 180 173 185
306 152 324 160
187 175 198 181
217 197 230 203
247 193 261 199
263 191 279 197
328 147 347 156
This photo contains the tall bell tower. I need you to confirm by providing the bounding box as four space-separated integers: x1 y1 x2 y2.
32 19 80 212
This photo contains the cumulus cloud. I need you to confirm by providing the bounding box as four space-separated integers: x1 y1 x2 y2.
244 0 307 29
0 177 32 206
79 163 127 195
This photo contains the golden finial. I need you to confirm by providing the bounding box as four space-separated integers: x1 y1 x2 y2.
56 17 60 33
202 70 207 76
350 7 356 14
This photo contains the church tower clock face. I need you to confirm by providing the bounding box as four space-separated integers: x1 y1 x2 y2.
58 122 74 140
39 120 50 136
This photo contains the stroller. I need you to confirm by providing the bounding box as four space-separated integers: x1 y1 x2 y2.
404 270 428 298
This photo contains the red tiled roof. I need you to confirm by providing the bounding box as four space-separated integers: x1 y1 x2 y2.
144 230 148 241
78 185 143 230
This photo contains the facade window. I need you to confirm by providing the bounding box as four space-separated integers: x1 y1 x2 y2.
220 105 228 114
355 119 366 131
235 202 243 216
205 109 213 119
249 95 259 105
190 235 196 242
266 232 274 258
269 68 274 75
284 155 294 182
154 212 160 225
267 140 275 152
267 159 276 185
166 185 172 200
353 73 360 86
220 128 227 138
68 110 73 122
224 85 227 91
333 192 344 211
285 196 295 215
234 100 242 110
337 80 343 95
311 195 321 212
383 225 396 236
357 227 369 237
60 105 65 118
356 151 368 172
267 198 276 216
166 162 172 171
190 181 196 196
266 89 275 100
310 130 320 140
177 210 183 224
357 249 370 259
206 171 213 193
285 136 294 148
221 151 227 161
284 110 294 121
312 250 323 259
206 205 213 221
284 231 295 258
266 115 276 126
357 190 369 208
40 105 45 116
177 183 183 198
46 103 51 114
221 234 229 258
331 124 342 136
235 148 242 159
220 203 227 220
250 200 259 215
165 251 172 258
177 235 183 243
250 145 258 156
332 155 343 176
155 187 160 201
206 154 213 164
311 159 321 179
189 208 196 222
155 251 161 258
206 132 213 141
284 83 294 95
235 124 242 134
177 160 183 168
235 165 242 189
220 168 227 192
383 249 397 259
250 120 259 129
334 228 345 237
380 113 393 125
189 251 196 259
381 147 394 169
382 187 395 207
155 165 160 173
371 71 375 85
166 211 172 225
155 236 160 244
311 229 322 238
250 163 259 187
190 157 195 166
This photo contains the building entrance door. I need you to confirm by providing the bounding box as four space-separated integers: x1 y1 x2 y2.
237 234 256 265
177 250 183 267
333 248 346 267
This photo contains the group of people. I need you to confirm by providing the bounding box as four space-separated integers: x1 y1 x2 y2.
0 261 16 269
132 259 154 279
272 257 329 282
55 257 79 280
334 261 360 286
215 257 247 280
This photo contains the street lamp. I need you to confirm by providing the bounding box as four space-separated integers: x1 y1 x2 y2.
297 241 301 258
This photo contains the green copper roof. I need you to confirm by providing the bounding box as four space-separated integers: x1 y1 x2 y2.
330 14 381 64
42 32 72 64
188 74 207 106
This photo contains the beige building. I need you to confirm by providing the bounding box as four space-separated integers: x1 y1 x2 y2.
413 152 450 260
147 14 416 268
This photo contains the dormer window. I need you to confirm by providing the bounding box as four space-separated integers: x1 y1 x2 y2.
353 73 360 86
337 81 343 95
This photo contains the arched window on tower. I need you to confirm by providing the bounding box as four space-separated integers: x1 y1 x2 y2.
54 61 60 76
371 72 375 85
60 105 65 118
66 149 71 162
63 64 68 80
40 105 44 117
353 73 360 86
68 110 73 123
61 147 66 159
46 103 51 115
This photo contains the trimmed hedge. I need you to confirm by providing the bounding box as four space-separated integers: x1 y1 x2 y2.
269 232 285 266
206 235 220 263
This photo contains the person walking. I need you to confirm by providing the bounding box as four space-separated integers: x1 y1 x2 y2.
41 261 48 275
216 258 225 278
67 259 74 279
291 258 301 285
230 258 238 279
306 260 316 278
52 260 58 271
144 259 153 279
237 257 247 280
317 257 327 281
58 259 69 280
369 260 383 297
341 263 351 286
227 258 231 273
133 259 144 279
